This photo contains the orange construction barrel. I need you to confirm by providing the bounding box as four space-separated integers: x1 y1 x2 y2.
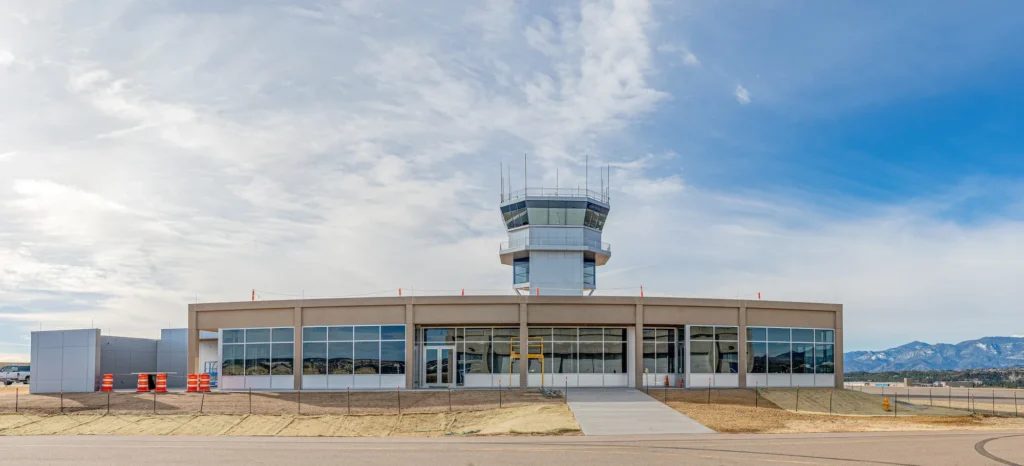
198 373 211 393
155 373 168 393
186 374 199 393
136 374 149 392
101 374 114 392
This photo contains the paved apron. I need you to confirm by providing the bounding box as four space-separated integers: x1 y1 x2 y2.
566 388 716 435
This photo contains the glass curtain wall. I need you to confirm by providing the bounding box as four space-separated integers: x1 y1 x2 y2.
221 328 294 376
302 325 406 376
642 328 676 376
441 327 628 386
745 327 835 375
688 326 739 373
443 327 521 386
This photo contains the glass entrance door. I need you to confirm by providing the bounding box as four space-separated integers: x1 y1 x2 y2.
423 346 454 386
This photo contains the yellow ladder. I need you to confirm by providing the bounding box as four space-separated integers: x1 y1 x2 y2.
510 336 545 387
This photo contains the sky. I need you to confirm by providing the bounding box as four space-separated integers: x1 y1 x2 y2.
2 0 1024 361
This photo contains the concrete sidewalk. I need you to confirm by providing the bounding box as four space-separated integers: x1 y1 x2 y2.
566 388 715 435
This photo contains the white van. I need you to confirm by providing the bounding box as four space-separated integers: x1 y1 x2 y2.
0 365 30 385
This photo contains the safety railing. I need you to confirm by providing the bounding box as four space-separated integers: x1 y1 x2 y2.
502 187 610 203
499 237 611 252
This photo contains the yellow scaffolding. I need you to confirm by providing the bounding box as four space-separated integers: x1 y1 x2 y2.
510 336 545 387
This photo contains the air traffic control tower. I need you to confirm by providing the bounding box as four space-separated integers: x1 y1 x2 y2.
499 168 612 296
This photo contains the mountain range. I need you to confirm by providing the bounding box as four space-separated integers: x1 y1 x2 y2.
844 337 1024 372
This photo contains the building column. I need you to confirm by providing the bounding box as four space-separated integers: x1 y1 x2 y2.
405 303 415 389
187 308 199 374
634 302 644 389
834 305 844 388
293 306 303 390
519 302 528 390
738 303 747 388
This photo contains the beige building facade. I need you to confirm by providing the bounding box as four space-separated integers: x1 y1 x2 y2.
188 295 842 391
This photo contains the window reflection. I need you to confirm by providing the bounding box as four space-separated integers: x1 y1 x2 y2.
300 325 407 376
223 327 295 376
745 327 835 375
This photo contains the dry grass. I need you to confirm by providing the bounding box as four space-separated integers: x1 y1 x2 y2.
0 404 580 437
0 388 564 416
659 388 1024 434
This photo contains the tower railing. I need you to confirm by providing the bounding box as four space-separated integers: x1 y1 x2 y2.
500 237 611 251
501 187 610 204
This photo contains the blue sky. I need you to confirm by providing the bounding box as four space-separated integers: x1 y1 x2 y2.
1 0 1024 361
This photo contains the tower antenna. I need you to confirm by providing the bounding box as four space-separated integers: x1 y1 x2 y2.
524 152 527 192
585 153 589 194
500 163 504 201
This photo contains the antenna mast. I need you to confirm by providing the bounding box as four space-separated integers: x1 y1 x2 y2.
585 154 589 194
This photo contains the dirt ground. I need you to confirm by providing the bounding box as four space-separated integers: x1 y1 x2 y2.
660 388 1024 433
0 404 579 437
0 387 564 416
759 388 969 416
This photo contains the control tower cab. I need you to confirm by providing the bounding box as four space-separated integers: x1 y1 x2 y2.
499 184 611 296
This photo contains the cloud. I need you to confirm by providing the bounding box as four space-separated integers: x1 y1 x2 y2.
657 44 700 66
734 84 751 104
0 50 13 69
0 0 677 361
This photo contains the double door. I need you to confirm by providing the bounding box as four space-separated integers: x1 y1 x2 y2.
423 346 455 386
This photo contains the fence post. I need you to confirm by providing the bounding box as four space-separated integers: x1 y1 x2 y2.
448 385 452 412
565 377 568 403
200 392 205 414
949 387 951 409
894 393 897 417
107 391 110 415
397 387 401 414
755 382 758 409
499 380 502 408
60 389 64 414
929 388 932 406
993 390 996 416
15 387 18 413
829 389 833 415
1014 391 1018 417
707 380 711 405
347 387 351 415
248 387 252 415
664 381 668 403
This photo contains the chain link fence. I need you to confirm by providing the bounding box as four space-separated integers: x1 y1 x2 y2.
0 385 566 416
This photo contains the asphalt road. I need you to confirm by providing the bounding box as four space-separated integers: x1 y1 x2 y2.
2 431 1024 465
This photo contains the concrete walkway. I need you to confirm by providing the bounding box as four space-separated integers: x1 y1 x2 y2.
566 388 715 435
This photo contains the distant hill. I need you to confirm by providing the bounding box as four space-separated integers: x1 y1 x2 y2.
844 337 1024 372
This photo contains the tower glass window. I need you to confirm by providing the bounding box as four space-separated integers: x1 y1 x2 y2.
583 260 595 288
513 258 529 284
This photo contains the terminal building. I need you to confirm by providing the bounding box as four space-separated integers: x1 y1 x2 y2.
186 183 844 391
